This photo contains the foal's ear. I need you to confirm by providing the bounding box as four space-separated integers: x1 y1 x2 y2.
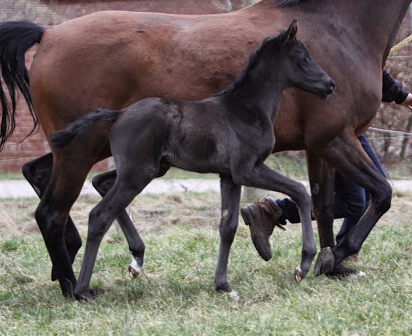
285 19 298 43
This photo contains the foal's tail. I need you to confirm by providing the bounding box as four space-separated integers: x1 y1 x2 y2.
0 20 44 151
49 108 121 148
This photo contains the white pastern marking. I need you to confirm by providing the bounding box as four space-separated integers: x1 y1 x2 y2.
129 256 142 280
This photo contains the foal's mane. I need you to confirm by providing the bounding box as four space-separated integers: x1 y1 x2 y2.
213 33 285 98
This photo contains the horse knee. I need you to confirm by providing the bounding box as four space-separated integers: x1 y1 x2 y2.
292 184 311 209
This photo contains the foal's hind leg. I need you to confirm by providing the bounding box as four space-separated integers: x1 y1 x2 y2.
214 175 242 295
22 153 82 281
75 173 153 300
92 170 145 278
233 163 317 281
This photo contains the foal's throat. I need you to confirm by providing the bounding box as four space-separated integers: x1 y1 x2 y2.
224 69 285 124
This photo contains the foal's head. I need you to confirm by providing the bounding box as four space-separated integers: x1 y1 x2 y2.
261 20 335 98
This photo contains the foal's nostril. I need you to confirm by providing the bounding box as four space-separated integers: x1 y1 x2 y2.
326 79 336 93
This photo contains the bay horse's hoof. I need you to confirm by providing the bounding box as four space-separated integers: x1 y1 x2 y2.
325 263 362 279
294 266 307 283
314 247 335 276
128 256 143 280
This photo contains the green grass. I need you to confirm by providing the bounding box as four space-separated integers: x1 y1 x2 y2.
1 191 412 335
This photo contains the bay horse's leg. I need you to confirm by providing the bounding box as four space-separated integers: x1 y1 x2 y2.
75 173 152 300
314 133 392 275
22 153 82 281
306 152 336 249
307 152 360 277
34 156 94 298
214 175 242 294
234 163 318 281
92 170 145 278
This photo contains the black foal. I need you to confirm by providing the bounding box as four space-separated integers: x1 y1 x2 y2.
50 20 335 300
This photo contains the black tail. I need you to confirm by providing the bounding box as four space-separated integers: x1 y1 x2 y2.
49 108 121 148
0 20 44 151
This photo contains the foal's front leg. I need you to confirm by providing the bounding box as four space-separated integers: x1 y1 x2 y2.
234 163 318 281
214 175 242 296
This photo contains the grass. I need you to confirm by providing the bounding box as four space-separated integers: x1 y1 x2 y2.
1 190 412 335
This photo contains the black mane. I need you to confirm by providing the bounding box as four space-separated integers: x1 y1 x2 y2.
213 34 283 98
275 0 306 7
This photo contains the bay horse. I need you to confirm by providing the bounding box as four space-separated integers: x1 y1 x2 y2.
0 0 409 298
49 21 335 300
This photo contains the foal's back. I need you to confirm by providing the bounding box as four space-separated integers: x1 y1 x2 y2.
110 96 236 175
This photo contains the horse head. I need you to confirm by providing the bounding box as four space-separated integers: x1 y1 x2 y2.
275 20 336 98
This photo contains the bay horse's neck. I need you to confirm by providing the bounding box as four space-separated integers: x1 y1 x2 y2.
254 0 410 62
334 0 411 60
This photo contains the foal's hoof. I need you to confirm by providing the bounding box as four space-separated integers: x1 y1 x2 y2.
294 266 307 283
314 247 335 276
128 257 143 280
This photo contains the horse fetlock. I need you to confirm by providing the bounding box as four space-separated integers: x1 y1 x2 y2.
303 244 317 261
294 266 307 283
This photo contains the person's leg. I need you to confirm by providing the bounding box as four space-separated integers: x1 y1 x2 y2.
358 134 386 209
334 171 366 243
241 135 384 259
358 134 386 177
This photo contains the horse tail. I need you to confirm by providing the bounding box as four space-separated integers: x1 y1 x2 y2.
0 20 44 151
49 108 121 148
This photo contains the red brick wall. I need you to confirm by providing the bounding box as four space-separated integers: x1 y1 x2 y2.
0 0 243 173
44 0 243 18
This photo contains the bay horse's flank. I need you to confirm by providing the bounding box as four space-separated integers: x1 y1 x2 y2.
49 21 335 299
0 0 409 298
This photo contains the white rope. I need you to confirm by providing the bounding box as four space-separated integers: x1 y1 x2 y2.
368 127 412 136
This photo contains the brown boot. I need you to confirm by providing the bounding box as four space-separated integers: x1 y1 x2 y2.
241 197 284 261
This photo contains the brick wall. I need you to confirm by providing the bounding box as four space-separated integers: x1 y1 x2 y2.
44 0 244 18
0 0 243 173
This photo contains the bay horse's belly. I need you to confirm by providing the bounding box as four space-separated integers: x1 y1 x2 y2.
30 9 382 158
